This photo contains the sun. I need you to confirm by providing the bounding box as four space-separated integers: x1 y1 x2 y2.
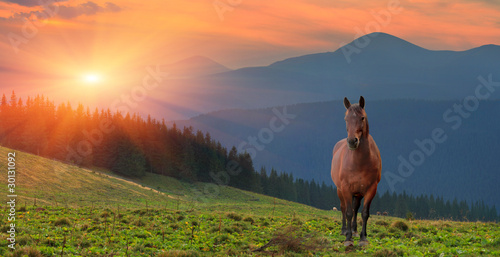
82 73 101 84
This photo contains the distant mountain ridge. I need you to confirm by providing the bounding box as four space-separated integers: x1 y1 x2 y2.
268 32 500 95
163 55 231 78
153 33 500 120
268 33 430 77
270 33 500 74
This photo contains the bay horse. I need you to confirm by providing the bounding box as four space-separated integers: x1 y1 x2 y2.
331 96 382 246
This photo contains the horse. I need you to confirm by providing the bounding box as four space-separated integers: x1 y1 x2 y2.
331 96 382 246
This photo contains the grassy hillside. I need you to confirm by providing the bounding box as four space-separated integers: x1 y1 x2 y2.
0 146 323 215
1 147 500 256
0 146 176 209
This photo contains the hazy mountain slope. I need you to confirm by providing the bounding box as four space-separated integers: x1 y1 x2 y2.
163 55 232 78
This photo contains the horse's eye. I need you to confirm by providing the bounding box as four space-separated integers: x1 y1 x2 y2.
361 117 365 121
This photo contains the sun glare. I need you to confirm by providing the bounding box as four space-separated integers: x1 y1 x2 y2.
83 74 101 84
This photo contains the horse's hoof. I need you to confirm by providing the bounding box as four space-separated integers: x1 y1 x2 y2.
359 240 369 246
344 240 354 247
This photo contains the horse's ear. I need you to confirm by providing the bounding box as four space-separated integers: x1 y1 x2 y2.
359 96 365 109
344 97 351 109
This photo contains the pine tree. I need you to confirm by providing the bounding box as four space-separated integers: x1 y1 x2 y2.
111 135 146 177
9 91 17 108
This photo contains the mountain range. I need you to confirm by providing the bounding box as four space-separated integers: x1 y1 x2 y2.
155 32 500 120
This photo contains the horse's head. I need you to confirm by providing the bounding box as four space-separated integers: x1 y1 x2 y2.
343 96 369 150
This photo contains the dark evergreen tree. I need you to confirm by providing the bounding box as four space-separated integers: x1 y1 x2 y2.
111 134 146 177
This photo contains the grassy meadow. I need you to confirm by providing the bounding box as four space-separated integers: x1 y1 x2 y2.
1 147 500 256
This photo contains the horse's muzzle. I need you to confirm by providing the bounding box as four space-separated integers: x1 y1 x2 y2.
347 138 359 150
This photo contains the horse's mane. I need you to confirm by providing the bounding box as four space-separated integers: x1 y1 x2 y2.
348 104 369 136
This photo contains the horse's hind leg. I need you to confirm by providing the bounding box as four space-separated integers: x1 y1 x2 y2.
352 195 362 237
337 189 347 235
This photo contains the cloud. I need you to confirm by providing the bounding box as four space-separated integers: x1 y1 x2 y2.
1 1 122 21
104 2 121 12
464 0 500 6
0 0 66 7
57 1 121 19
57 1 122 19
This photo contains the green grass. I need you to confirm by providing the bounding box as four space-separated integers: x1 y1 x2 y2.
1 146 500 256
0 147 178 209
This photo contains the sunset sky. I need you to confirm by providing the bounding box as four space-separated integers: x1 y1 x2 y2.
0 0 499 116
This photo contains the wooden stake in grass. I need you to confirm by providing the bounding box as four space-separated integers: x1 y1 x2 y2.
189 221 198 245
104 216 108 235
112 212 116 236
126 236 129 257
0 204 4 227
272 198 276 221
60 235 66 257
218 216 222 234
72 223 76 244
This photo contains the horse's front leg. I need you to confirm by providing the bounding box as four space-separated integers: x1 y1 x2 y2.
342 192 354 246
352 195 362 237
341 213 347 235
360 186 377 246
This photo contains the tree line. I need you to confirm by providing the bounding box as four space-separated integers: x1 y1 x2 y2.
0 91 497 221
254 167 498 221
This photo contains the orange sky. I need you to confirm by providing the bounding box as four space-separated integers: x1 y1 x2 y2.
0 0 499 116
